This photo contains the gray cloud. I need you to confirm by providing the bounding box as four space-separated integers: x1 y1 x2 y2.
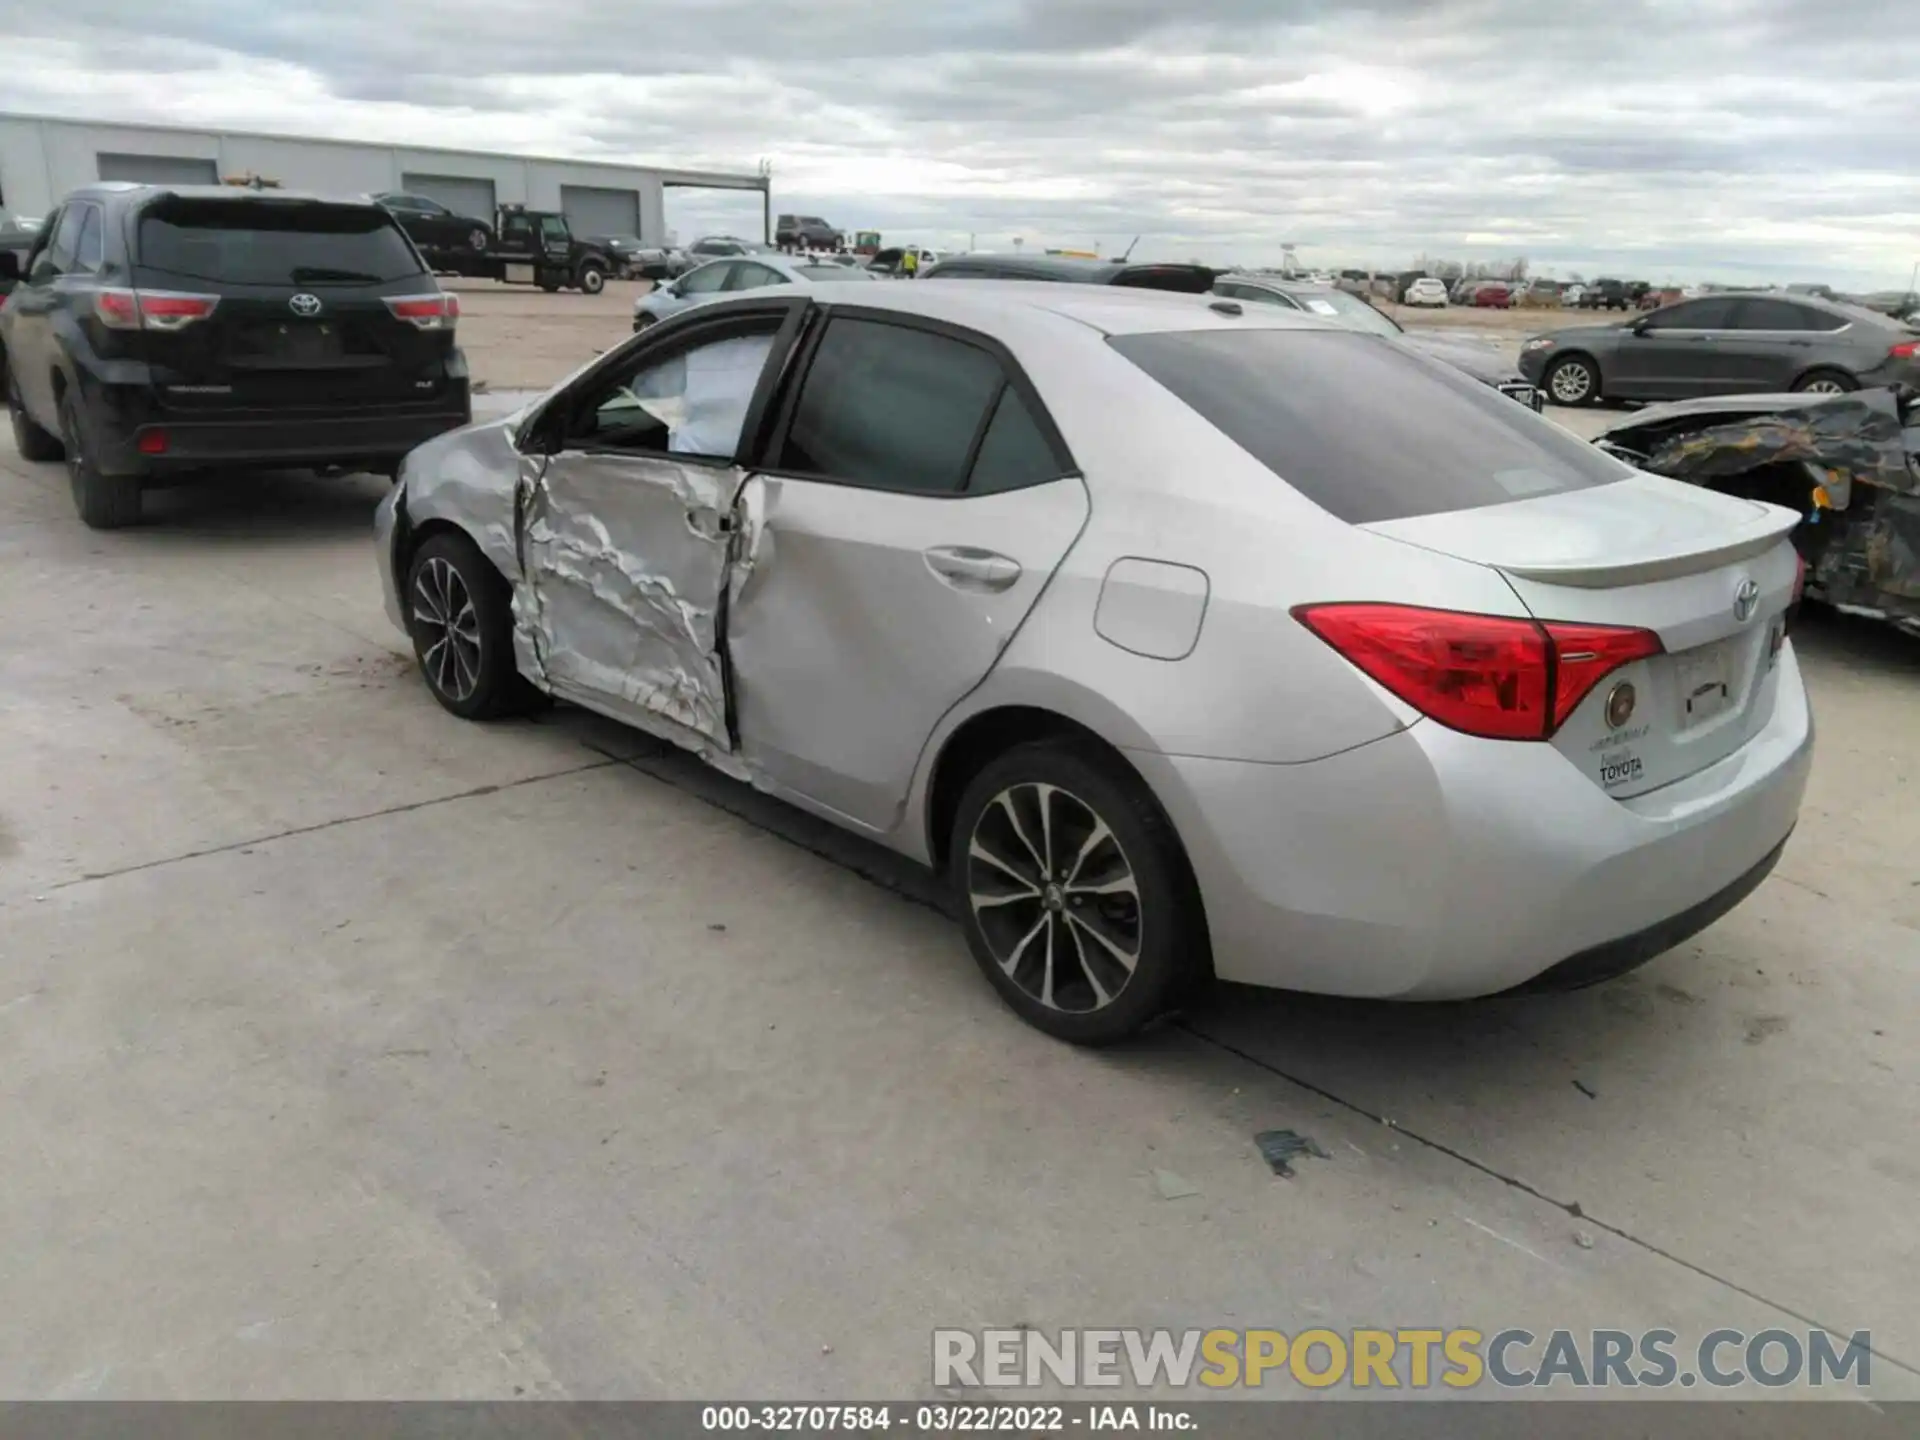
10 0 1920 284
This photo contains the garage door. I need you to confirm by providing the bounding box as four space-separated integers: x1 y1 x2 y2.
561 185 640 240
97 153 220 186
400 174 498 224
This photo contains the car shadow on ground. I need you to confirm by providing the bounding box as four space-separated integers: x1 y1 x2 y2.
134 467 390 545
1792 602 1920 676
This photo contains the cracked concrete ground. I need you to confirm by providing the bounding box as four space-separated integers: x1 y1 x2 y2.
0 302 1916 1404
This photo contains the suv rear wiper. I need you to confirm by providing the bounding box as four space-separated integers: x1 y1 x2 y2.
288 266 384 283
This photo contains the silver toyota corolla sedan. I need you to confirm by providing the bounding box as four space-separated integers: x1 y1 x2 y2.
375 283 1813 1044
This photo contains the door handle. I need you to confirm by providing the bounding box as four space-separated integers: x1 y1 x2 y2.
924 545 1022 592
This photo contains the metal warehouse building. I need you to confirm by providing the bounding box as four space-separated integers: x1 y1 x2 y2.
0 112 770 242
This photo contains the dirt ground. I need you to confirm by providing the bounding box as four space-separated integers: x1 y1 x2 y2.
445 278 1587 392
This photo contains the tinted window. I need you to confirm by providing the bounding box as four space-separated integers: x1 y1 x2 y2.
777 318 1005 493
1109 329 1627 525
1797 306 1850 332
679 261 732 294
727 262 786 291
47 206 83 271
72 204 103 272
967 385 1069 495
1643 298 1736 330
135 200 424 285
576 323 778 460
539 216 568 242
1732 298 1809 331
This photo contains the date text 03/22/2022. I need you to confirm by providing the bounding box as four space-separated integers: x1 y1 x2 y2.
699 1404 1192 1431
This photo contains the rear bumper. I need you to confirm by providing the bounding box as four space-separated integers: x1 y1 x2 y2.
1129 644 1813 999
81 386 470 477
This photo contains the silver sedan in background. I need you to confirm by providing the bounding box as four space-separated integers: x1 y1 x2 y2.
378 283 1811 1043
633 253 876 330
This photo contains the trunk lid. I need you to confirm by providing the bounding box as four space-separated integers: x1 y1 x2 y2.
1367 475 1802 798
128 195 458 414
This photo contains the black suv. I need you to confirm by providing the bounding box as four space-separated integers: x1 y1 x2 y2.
920 253 1218 292
0 184 470 528
774 214 843 250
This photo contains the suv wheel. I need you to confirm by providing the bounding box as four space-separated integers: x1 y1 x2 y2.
60 393 142 529
950 740 1208 1045
7 369 65 463
406 531 542 719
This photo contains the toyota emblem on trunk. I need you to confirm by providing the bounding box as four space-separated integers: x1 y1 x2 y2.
289 293 323 317
1733 578 1761 623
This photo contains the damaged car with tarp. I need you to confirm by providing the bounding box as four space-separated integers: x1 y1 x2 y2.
1591 388 1920 637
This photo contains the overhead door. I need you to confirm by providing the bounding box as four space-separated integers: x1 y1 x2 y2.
400 173 497 223
97 152 219 186
561 185 640 240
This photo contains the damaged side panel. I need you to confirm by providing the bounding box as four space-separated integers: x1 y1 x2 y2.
514 450 738 752
1593 390 1920 632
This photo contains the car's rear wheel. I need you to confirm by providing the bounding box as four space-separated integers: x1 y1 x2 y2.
405 530 541 720
61 393 142 529
1544 354 1600 406
7 369 65 462
951 740 1207 1045
1791 368 1856 395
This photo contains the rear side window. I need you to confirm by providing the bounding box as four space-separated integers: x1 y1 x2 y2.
135 200 424 285
1732 298 1810 331
776 317 1068 495
1110 329 1627 524
72 205 103 272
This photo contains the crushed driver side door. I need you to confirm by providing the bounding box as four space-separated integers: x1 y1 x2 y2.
512 299 809 760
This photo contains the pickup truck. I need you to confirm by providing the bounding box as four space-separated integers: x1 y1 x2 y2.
469 207 614 294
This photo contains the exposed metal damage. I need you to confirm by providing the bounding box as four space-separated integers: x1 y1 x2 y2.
1593 388 1920 634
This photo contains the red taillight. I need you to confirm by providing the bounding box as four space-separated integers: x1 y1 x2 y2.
137 429 169 455
95 288 218 331
383 292 458 330
1293 603 1663 741
1889 340 1919 360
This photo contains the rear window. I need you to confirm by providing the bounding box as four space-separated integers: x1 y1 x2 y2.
1109 329 1628 524
135 200 425 286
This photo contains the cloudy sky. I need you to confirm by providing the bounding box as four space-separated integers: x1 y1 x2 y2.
7 0 1919 288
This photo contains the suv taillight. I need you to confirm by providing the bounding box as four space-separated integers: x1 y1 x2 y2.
1293 603 1664 741
384 292 459 330
94 288 220 332
1888 340 1919 360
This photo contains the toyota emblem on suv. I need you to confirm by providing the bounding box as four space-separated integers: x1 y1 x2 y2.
289 293 323 317
1733 578 1761 623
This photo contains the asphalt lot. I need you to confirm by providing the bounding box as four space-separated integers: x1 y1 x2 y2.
0 286 1916 1401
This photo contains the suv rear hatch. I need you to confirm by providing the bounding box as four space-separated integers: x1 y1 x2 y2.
128 195 460 414
1110 326 1802 799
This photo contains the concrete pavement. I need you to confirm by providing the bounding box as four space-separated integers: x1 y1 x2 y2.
0 420 1915 1401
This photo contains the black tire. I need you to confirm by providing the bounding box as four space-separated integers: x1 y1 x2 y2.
468 228 489 251
405 530 541 720
538 273 562 294
1790 368 1857 396
633 312 659 334
60 392 142 529
577 264 607 296
7 367 65 462
1543 353 1601 407
950 739 1208 1045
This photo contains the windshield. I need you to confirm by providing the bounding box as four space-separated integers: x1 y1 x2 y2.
1111 328 1628 524
135 200 424 285
1287 288 1401 337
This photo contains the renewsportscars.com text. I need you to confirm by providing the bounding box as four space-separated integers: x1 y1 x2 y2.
932 1326 1874 1391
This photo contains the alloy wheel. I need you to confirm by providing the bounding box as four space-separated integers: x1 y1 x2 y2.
412 556 483 702
1800 377 1846 394
1549 361 1593 404
966 782 1141 1014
